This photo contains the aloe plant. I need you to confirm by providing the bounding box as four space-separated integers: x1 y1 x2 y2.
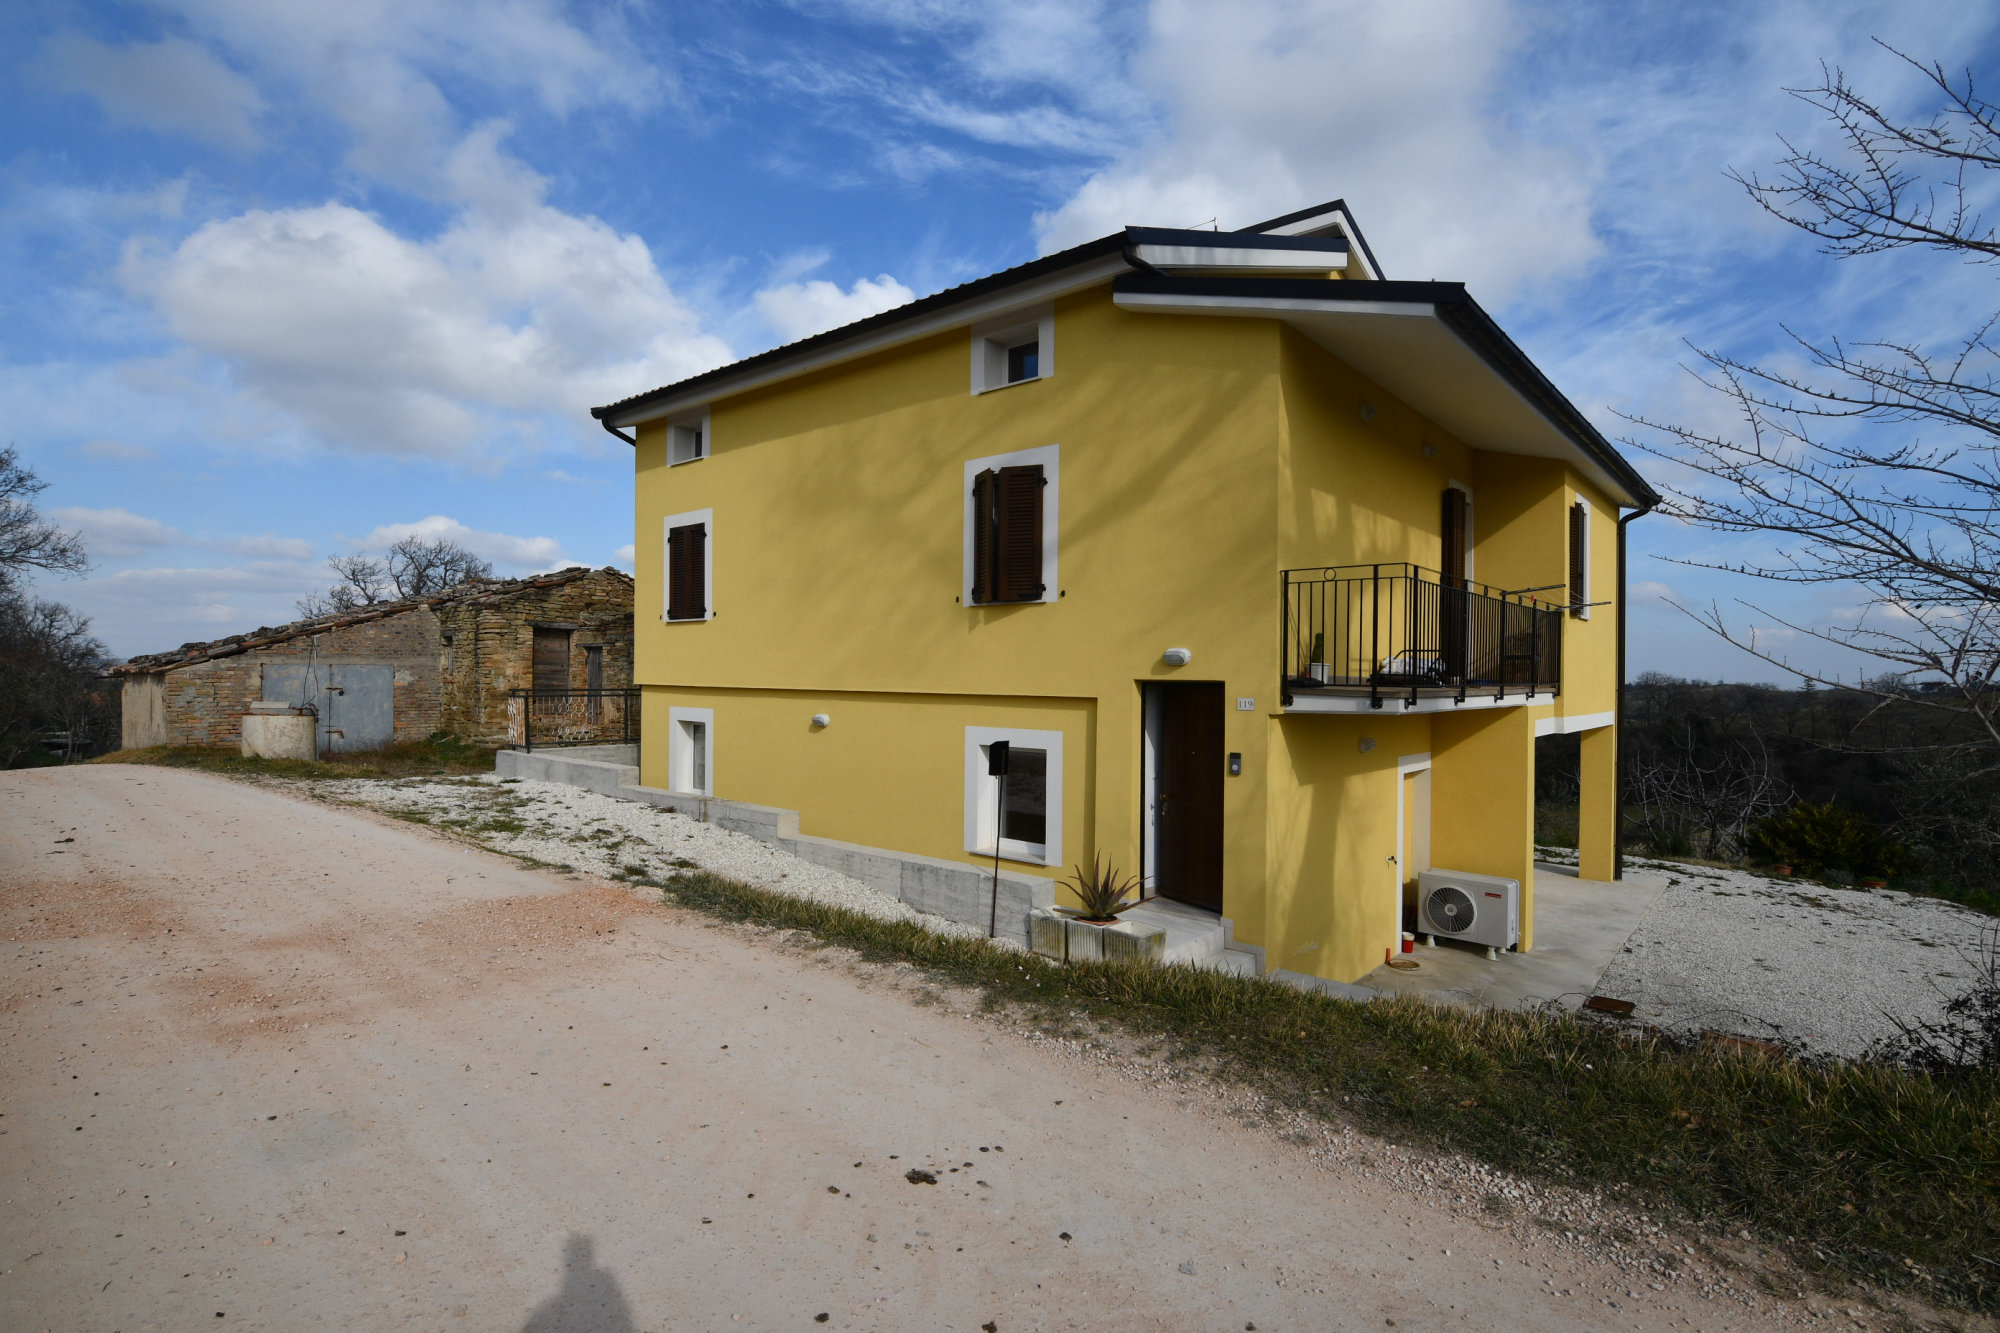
1061 853 1140 922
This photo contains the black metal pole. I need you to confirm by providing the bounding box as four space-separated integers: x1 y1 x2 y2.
986 740 1010 939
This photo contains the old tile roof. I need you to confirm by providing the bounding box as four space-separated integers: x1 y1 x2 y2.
110 565 634 675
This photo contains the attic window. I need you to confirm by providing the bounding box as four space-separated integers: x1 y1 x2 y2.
971 305 1053 394
668 410 709 465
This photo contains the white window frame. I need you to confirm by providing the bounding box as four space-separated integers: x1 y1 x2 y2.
970 303 1054 394
667 408 710 466
669 706 714 796
964 725 1063 866
962 443 1059 606
661 507 713 623
1571 494 1592 621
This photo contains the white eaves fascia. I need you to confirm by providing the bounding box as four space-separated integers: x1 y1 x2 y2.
1113 290 1434 320
606 255 1133 430
1131 244 1348 272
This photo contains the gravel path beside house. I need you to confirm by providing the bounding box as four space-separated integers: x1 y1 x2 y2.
1570 854 1994 1060
328 780 1997 1062
319 774 1001 943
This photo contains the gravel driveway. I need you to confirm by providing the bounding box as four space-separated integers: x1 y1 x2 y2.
1564 853 1994 1060
1 765 1883 1331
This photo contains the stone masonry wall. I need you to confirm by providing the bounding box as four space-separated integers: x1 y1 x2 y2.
146 610 443 749
437 569 634 742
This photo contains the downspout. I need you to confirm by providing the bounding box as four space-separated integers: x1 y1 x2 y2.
598 415 636 445
1613 498 1657 881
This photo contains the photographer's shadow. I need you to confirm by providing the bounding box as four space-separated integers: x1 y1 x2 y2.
521 1234 637 1333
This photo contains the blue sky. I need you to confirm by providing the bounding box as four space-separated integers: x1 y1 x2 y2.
2 0 1994 677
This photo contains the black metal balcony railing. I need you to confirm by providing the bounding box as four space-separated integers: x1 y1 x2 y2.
508 688 640 752
1282 564 1562 708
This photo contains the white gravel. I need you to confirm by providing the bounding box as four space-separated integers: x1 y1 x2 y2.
1587 856 1994 1060
318 774 996 941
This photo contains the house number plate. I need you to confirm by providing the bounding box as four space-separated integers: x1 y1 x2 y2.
1237 697 1256 711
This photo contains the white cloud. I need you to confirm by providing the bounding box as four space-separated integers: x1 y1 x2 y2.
356 515 567 572
1032 0 1601 302
77 559 323 657
754 274 916 343
157 0 656 196
613 543 635 567
74 439 159 462
47 505 183 559
229 533 316 560
121 189 732 460
42 34 264 150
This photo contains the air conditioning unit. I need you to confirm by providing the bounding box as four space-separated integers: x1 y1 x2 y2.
1418 868 1520 957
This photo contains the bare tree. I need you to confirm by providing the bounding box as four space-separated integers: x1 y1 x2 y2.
0 588 109 767
296 555 391 618
1630 725 1788 860
385 536 492 597
1625 43 2000 769
296 539 493 617
0 444 87 594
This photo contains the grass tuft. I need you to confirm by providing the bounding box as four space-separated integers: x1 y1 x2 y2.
657 867 2000 1311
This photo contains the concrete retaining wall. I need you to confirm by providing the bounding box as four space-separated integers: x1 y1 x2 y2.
495 747 1054 946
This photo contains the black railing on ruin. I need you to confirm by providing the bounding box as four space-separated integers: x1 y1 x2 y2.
509 688 640 752
1281 564 1562 709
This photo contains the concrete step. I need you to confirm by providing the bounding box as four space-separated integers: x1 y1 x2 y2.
1119 898 1229 964
1191 947 1260 977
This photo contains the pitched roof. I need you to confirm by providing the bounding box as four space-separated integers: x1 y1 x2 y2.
110 565 633 676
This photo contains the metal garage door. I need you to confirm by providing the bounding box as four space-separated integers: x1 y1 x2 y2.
262 664 396 754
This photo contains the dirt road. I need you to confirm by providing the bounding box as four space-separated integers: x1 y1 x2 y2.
3 766 1819 1330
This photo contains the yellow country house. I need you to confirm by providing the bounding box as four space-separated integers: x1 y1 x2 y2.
588 199 1660 988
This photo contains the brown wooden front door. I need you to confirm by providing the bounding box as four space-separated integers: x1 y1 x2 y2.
1150 682 1225 913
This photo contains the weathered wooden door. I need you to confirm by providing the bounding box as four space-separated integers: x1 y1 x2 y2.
532 629 571 695
1149 682 1225 913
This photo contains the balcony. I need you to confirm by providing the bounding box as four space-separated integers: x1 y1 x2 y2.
1282 564 1562 710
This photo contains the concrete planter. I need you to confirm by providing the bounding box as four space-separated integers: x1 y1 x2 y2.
1028 908 1165 964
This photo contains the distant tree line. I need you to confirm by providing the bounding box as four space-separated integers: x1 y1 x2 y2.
1538 673 1999 911
0 444 112 767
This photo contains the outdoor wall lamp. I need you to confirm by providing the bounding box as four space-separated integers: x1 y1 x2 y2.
1162 648 1192 667
811 713 831 728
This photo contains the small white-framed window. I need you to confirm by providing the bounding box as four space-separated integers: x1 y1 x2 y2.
970 304 1054 394
667 409 710 465
964 725 1063 865
662 507 713 622
669 706 714 796
963 444 1058 606
1568 495 1592 620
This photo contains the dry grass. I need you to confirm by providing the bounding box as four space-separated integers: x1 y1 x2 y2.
96 736 499 781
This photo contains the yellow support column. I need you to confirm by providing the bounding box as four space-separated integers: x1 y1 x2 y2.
1578 724 1617 883
1431 707 1538 950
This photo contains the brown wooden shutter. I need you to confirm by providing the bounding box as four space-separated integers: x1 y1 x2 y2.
1568 502 1587 616
993 464 1045 602
668 522 706 620
1441 487 1468 585
970 469 997 604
